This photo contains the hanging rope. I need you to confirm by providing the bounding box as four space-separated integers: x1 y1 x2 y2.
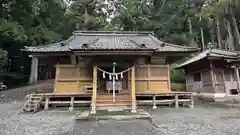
97 66 133 76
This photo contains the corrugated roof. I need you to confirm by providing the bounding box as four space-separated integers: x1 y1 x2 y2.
176 48 240 68
23 31 198 53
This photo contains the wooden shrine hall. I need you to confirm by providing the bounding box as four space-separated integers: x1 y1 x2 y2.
22 31 198 113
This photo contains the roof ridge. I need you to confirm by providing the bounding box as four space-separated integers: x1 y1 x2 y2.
73 30 154 36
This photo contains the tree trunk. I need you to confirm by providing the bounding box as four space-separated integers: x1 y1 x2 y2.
216 19 221 49
208 18 215 45
226 19 235 50
188 17 195 46
229 6 240 50
199 16 205 50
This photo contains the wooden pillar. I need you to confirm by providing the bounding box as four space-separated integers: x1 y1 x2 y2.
28 56 39 84
189 94 194 108
175 94 179 108
91 64 97 114
54 65 60 92
131 66 137 113
69 96 74 112
167 65 171 91
234 67 240 91
185 75 188 92
153 95 157 109
71 55 77 65
222 69 227 94
44 96 49 110
210 61 216 92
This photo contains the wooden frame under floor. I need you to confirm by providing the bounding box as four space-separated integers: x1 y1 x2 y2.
25 92 194 112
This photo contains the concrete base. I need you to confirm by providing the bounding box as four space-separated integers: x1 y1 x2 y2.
131 110 137 113
90 110 96 114
68 107 74 112
196 92 240 104
195 92 226 101
76 110 151 121
152 106 157 109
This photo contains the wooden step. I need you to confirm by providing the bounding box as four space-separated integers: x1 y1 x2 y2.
28 100 38 104
97 95 131 100
30 97 42 99
22 93 44 113
97 101 131 105
96 106 131 110
97 103 131 107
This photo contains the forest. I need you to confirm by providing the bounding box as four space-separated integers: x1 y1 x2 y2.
1 0 240 88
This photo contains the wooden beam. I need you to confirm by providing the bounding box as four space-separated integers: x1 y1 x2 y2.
131 66 137 113
91 64 97 114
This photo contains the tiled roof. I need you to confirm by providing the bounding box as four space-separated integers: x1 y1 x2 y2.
176 48 240 68
23 31 198 53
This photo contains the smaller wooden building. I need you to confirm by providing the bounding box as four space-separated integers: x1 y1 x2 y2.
177 48 240 99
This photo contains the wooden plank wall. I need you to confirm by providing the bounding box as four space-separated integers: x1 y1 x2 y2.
201 70 214 93
134 65 171 93
54 65 92 93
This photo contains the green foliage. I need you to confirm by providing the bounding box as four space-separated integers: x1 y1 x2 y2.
111 0 203 45
171 83 186 91
66 0 108 30
0 49 8 69
0 19 26 43
170 68 185 83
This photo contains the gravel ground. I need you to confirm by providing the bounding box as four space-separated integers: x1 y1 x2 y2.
0 101 240 135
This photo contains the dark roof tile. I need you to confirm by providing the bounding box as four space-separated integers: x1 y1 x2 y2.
23 31 198 53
